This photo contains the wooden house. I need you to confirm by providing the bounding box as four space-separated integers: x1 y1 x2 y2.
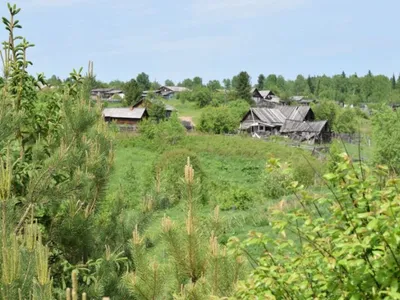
252 88 281 107
288 96 316 106
103 107 148 129
132 99 176 119
158 86 190 100
280 120 331 143
239 105 329 143
91 88 125 100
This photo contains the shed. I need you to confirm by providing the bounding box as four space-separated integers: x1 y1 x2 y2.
280 120 331 143
103 107 148 126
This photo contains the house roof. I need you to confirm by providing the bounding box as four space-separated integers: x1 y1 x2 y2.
259 90 274 98
280 120 327 133
276 106 311 121
250 108 287 126
103 107 146 119
241 106 313 129
105 89 123 94
290 96 304 101
162 86 189 92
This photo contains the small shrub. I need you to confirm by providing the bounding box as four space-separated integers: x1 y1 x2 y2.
261 158 294 199
219 186 255 211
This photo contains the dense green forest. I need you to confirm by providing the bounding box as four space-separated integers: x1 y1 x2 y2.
49 66 400 105
1 3 400 299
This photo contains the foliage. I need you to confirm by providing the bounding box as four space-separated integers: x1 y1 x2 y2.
219 186 255 211
207 79 222 92
138 113 185 148
312 100 338 127
235 71 253 104
165 79 174 86
198 106 238 134
146 98 167 122
372 108 400 173
136 72 151 91
227 100 250 121
0 4 114 299
194 87 213 108
335 108 359 134
151 149 205 205
236 155 400 299
257 74 265 89
123 78 142 106
261 158 294 199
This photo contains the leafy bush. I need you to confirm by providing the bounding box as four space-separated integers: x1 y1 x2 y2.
261 158 294 199
219 186 255 211
227 99 250 121
236 155 400 299
372 108 400 173
335 108 359 134
138 113 186 149
198 106 238 134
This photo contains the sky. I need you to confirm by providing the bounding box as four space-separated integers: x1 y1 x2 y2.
1 0 399 84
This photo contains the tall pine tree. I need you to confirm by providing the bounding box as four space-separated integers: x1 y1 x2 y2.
392 74 396 89
235 71 252 104
257 74 265 90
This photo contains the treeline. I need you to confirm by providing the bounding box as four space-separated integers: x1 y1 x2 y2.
49 70 400 105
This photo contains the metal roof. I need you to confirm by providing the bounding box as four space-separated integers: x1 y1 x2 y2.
259 90 272 98
162 86 189 92
103 108 146 119
276 106 311 121
251 108 287 126
280 120 327 133
290 96 304 101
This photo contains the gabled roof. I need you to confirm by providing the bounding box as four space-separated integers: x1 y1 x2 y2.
161 86 189 92
276 106 311 121
290 96 304 101
259 90 274 98
103 108 147 119
251 88 263 97
105 89 123 94
280 120 327 133
250 108 287 126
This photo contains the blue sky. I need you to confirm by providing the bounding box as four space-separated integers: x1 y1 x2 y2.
2 0 399 84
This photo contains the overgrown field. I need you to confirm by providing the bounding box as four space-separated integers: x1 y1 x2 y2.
102 133 326 257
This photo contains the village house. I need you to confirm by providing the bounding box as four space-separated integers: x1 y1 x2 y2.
140 86 190 101
288 96 316 106
91 88 125 101
252 88 281 107
103 107 148 130
158 86 190 100
240 105 330 143
132 98 176 119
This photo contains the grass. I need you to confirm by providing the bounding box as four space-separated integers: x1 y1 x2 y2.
162 99 204 124
103 132 327 262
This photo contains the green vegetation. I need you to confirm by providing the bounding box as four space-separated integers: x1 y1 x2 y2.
237 155 400 299
2 2 400 299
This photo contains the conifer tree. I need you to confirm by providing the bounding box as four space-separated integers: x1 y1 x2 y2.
257 74 265 89
235 71 252 104
391 74 396 89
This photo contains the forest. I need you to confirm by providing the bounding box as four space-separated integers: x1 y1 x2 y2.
49 64 400 106
1 3 400 300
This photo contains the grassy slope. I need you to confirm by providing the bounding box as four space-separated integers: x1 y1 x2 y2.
163 99 203 124
106 133 325 260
